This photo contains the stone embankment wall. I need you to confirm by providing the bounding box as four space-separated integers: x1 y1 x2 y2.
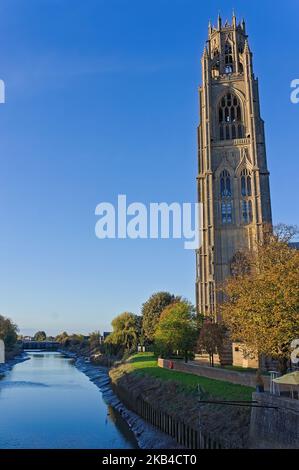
109 367 251 449
158 359 299 449
250 392 299 449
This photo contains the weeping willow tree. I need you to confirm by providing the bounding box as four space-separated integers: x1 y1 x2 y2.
104 312 141 356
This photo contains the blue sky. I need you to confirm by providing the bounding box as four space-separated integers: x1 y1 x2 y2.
0 0 298 336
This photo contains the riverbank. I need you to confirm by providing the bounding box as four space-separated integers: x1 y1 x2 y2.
60 350 181 449
0 350 139 449
0 350 29 377
109 353 253 448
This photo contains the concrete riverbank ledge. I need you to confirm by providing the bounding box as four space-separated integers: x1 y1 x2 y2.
63 352 180 449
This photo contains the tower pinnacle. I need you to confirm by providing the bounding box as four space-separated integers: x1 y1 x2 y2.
232 9 237 27
217 12 222 30
241 18 246 33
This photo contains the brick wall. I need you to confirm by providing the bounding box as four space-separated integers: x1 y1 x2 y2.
158 358 269 389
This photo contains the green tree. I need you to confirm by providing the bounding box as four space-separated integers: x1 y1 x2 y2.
0 315 18 350
222 224 299 373
154 301 198 362
105 312 141 356
141 292 181 343
197 319 226 367
33 331 47 341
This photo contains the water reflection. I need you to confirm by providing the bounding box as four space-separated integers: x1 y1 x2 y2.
0 351 137 449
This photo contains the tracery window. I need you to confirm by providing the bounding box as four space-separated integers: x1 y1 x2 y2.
240 169 252 196
224 43 233 74
220 169 231 197
219 93 244 141
240 169 253 224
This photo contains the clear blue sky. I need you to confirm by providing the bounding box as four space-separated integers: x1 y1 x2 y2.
0 0 298 336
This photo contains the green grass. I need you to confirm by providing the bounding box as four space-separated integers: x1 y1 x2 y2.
127 353 254 401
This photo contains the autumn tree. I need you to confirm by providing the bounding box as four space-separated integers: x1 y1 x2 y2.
141 292 181 343
221 224 299 373
197 319 226 367
154 301 198 362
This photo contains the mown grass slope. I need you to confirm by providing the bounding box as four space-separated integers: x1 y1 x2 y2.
120 352 254 401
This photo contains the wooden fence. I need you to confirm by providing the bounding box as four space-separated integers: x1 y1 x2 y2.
113 383 224 449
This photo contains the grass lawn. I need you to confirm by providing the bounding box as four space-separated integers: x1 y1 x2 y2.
127 352 254 401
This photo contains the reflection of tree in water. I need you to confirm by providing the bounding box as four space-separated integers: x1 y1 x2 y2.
106 405 138 448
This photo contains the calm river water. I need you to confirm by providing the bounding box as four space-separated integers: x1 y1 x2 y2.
0 351 137 449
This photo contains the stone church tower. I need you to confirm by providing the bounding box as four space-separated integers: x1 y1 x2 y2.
196 14 272 324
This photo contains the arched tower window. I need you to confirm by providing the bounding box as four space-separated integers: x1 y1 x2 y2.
220 169 231 197
211 47 220 78
220 170 233 225
240 169 252 196
218 93 244 141
240 169 253 224
224 43 233 74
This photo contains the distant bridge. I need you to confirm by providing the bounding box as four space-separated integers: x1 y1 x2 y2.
21 341 59 350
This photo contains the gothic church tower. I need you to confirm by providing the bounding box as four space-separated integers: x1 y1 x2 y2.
196 14 272 320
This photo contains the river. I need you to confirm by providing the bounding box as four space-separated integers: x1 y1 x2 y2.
0 351 138 449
